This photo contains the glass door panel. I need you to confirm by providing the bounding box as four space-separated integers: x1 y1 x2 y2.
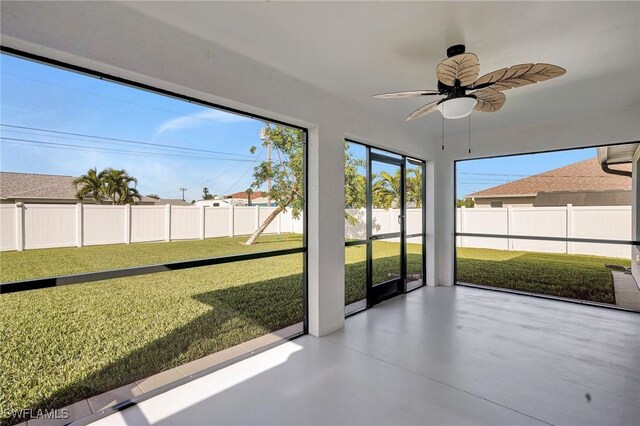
406 158 425 290
368 154 405 306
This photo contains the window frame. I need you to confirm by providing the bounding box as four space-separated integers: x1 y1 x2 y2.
0 46 310 330
453 140 640 312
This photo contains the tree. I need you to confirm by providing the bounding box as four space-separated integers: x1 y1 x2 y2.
405 168 423 208
246 188 254 206
202 187 214 200
101 168 141 205
344 143 366 224
245 124 304 245
375 171 400 208
372 167 423 209
73 167 104 203
457 198 475 208
146 194 160 200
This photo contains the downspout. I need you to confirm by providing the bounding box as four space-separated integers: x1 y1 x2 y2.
599 162 632 177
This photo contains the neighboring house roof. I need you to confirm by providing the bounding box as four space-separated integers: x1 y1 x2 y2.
154 198 191 206
0 171 79 200
225 191 267 199
0 171 155 203
467 158 632 199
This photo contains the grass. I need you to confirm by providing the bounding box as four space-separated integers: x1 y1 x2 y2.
456 247 630 304
0 237 627 424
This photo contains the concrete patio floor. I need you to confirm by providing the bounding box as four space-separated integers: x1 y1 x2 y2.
87 286 640 426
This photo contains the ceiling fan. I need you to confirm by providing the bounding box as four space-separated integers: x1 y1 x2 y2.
373 44 566 121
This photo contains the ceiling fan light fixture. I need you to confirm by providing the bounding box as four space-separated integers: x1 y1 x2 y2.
437 96 477 119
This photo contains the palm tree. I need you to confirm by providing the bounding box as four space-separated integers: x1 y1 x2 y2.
101 168 141 205
73 167 104 203
406 168 423 208
246 188 254 206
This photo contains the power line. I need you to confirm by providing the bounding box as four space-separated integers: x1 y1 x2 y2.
0 124 254 158
221 146 266 195
0 137 258 162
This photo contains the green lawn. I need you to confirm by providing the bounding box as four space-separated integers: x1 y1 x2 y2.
456 247 629 304
0 238 626 425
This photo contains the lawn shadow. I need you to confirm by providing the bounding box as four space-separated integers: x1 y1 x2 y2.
6 272 303 425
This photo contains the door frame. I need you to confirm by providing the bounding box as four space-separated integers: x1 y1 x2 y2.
344 140 427 313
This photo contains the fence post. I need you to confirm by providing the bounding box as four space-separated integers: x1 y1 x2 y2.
229 204 235 237
566 204 573 254
255 205 260 231
15 202 24 251
76 203 83 248
506 205 513 251
165 204 171 242
124 204 132 244
200 205 206 240
460 206 466 248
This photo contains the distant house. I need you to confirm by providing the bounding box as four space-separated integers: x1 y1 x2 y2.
0 171 183 206
466 158 632 208
196 191 271 207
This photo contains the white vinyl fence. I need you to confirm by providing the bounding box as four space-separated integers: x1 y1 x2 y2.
0 203 303 252
344 206 632 259
456 205 632 259
1 203 632 259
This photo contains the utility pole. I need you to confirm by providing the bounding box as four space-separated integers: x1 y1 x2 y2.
260 128 271 207
179 187 187 201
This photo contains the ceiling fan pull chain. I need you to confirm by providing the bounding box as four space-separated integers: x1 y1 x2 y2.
468 114 472 154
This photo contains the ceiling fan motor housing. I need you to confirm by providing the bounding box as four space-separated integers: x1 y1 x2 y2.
446 44 466 58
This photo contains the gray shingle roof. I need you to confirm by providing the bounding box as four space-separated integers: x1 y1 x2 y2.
0 171 156 203
468 158 632 199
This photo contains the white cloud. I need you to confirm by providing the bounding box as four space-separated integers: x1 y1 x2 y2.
154 109 251 136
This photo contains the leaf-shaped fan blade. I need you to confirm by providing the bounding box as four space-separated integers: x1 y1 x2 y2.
406 99 441 121
373 90 440 99
472 88 506 112
471 63 566 91
436 53 480 87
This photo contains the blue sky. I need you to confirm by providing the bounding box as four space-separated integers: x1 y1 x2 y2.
456 148 597 199
0 53 597 201
0 53 268 201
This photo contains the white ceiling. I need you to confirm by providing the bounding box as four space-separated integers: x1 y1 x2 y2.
123 1 639 136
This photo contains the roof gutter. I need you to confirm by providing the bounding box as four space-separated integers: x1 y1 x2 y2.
596 144 638 178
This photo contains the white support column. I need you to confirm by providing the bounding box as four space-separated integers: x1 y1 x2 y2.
506 205 513 251
307 126 345 336
15 202 24 252
432 157 455 287
229 204 235 237
76 203 83 248
124 204 132 244
165 204 171 242
255 205 260 231
566 204 574 254
631 149 639 283
200 205 206 240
